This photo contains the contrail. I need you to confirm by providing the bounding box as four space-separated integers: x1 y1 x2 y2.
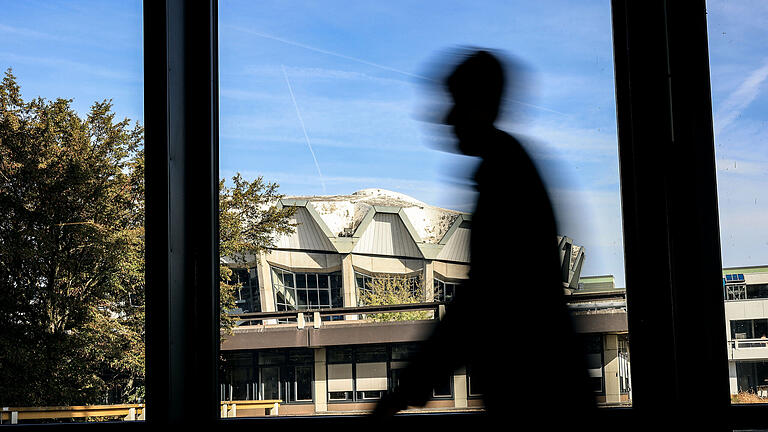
232 26 565 116
282 64 326 193
714 58 768 136
236 27 428 81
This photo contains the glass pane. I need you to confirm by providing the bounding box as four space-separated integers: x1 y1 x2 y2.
309 289 320 308
297 289 308 307
218 0 628 417
295 366 313 401
319 290 330 307
706 0 768 404
0 1 145 423
283 271 294 288
261 367 280 400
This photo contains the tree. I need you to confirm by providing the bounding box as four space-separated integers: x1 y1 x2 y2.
218 174 295 331
0 68 295 408
0 69 144 406
358 275 430 322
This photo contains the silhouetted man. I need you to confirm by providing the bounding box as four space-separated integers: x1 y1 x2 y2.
373 50 595 426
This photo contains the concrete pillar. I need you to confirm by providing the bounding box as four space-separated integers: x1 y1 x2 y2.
729 361 738 395
255 252 276 313
314 348 328 413
453 367 468 408
603 334 621 404
341 254 358 320
423 260 434 302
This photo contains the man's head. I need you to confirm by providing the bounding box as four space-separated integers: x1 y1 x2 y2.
444 50 505 152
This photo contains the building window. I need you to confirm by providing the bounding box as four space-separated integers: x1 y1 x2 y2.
271 267 342 312
355 272 421 301
747 284 768 300
292 366 314 402
432 377 453 398
618 335 631 395
220 349 314 403
736 361 768 395
232 268 260 313
467 365 483 398
433 278 461 302
220 352 258 401
583 334 605 394
731 319 768 340
326 344 451 404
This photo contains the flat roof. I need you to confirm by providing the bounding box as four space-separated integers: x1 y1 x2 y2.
722 265 768 274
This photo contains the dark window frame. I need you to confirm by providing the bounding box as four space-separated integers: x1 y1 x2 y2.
137 0 759 429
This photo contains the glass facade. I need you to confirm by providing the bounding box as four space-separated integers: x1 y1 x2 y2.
232 268 261 313
272 267 343 311
355 273 422 303
220 349 315 403
433 278 461 303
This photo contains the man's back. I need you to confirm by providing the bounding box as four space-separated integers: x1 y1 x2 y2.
465 129 593 416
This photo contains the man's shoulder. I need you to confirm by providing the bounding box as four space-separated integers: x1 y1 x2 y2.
485 129 530 163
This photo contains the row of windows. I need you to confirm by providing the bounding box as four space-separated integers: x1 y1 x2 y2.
271 268 344 312
354 272 422 299
731 319 768 340
228 266 465 323
736 361 768 395
220 345 475 405
220 349 315 402
324 344 458 401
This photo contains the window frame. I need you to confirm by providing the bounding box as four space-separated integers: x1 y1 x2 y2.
137 0 761 429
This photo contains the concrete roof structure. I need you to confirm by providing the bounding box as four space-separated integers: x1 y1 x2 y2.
275 189 470 262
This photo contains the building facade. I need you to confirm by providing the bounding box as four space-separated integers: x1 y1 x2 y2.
220 189 631 415
723 265 768 397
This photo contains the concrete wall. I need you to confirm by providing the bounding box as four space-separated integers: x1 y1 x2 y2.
603 334 621 404
729 361 738 395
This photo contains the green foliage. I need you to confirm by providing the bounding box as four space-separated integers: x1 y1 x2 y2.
218 173 296 332
0 68 295 408
358 275 430 322
0 69 144 406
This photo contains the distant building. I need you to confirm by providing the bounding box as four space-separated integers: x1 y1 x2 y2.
723 265 768 396
567 275 631 405
219 189 629 415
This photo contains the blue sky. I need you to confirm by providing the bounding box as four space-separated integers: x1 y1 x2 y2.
1 0 766 287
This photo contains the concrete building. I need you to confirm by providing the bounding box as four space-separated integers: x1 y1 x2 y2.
567 275 631 405
723 265 768 397
219 189 630 415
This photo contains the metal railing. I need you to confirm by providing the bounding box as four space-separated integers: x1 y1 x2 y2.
731 338 768 349
231 302 447 327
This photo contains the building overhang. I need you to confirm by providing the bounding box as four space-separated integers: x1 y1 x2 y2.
221 320 438 350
